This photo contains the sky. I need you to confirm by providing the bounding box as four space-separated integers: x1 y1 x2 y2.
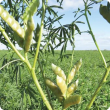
0 0 110 50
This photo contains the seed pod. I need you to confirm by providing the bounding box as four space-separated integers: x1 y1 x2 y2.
63 94 81 109
1 11 9 20
56 75 67 96
51 63 66 81
67 80 78 97
68 68 75 84
45 78 63 102
99 4 110 23
35 23 40 42
22 0 40 23
24 17 35 52
0 5 25 39
75 58 82 72
0 5 4 15
13 32 24 48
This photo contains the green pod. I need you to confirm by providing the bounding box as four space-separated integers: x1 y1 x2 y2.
0 5 25 39
99 4 110 23
13 32 24 48
22 0 40 23
63 94 81 109
35 23 40 42
67 80 78 97
1 10 10 20
56 75 67 96
24 17 35 52
45 78 63 102
75 58 82 72
68 68 75 84
0 5 4 15
51 63 66 81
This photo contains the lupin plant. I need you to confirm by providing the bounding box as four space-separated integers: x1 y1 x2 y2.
45 59 82 109
0 0 110 109
0 0 53 110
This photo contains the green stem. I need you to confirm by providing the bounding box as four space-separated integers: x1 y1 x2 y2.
33 0 45 69
84 4 107 68
38 57 54 110
0 26 25 62
84 2 108 109
85 66 110 110
70 26 75 69
31 68 52 110
24 57 52 110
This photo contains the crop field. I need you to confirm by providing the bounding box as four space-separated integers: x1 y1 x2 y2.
0 50 110 110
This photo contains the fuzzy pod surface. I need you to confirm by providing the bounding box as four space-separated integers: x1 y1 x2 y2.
22 0 40 23
68 68 75 84
0 5 25 39
63 95 81 109
56 75 67 95
51 63 66 81
45 78 63 102
24 17 35 52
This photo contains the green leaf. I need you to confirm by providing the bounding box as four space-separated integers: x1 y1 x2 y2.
23 91 26 106
88 10 91 15
99 4 110 23
27 94 31 106
50 5 63 9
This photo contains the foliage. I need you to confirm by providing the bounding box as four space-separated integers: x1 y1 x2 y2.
0 50 110 110
0 0 110 110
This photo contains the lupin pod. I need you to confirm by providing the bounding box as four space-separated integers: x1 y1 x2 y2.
0 5 25 39
13 32 24 48
51 63 66 81
35 23 40 42
63 94 81 109
68 68 75 84
67 80 79 97
45 78 63 102
75 58 82 72
56 75 67 96
24 17 35 52
22 0 40 23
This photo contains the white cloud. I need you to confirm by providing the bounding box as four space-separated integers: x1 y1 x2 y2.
62 0 84 10
48 0 84 11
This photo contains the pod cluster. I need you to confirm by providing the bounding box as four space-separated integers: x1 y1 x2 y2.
0 5 25 38
45 59 82 109
0 0 40 51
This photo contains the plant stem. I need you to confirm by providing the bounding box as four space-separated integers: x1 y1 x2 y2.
0 26 25 62
38 57 54 110
33 0 45 69
85 66 110 110
31 68 52 110
84 2 108 109
84 4 107 68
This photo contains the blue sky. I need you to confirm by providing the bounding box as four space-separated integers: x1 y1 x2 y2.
0 0 110 50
